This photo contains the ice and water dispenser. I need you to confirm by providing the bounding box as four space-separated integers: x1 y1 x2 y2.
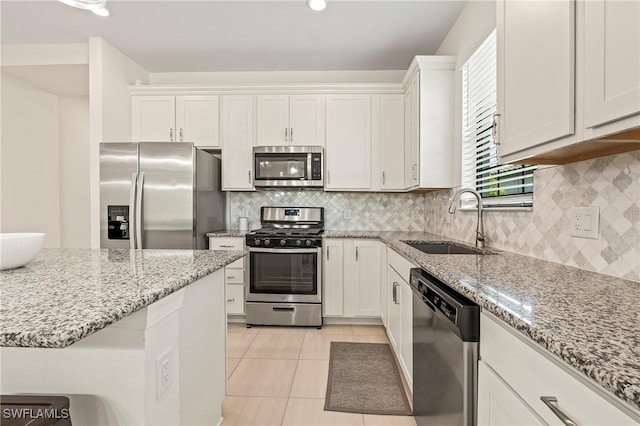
107 205 130 240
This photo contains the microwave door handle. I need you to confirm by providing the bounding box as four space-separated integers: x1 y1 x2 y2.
129 172 138 249
307 153 312 180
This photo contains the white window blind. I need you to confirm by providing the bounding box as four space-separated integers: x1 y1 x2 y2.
461 30 534 209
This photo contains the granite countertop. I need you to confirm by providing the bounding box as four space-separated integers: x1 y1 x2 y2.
0 248 245 349
325 231 640 412
206 230 247 238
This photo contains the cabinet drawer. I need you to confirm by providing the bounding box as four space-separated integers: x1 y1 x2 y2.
481 313 638 425
227 258 244 269
225 268 244 284
388 248 417 281
209 237 244 251
226 284 245 315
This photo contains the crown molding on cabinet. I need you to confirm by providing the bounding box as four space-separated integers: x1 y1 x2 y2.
128 83 404 96
401 55 457 89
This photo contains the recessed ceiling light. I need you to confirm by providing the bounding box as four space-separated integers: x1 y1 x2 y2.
57 0 106 11
307 0 327 12
92 7 110 17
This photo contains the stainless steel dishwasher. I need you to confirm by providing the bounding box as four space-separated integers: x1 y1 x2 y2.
410 268 480 426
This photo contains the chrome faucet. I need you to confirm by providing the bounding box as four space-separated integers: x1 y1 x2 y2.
448 188 486 248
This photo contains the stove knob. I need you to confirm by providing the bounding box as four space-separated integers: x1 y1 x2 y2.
264 239 270 246
253 238 260 246
280 239 287 246
306 240 312 247
296 239 302 246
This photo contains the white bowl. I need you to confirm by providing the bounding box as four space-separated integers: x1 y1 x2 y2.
0 233 45 271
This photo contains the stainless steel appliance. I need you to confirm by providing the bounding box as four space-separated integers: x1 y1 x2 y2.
253 146 323 188
100 142 226 249
245 207 324 327
410 268 480 426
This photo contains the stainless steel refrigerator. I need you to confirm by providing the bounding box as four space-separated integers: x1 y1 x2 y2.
100 142 226 250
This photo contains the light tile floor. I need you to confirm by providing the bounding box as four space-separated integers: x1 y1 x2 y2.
223 324 416 426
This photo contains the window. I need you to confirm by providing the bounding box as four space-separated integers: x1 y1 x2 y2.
461 30 535 209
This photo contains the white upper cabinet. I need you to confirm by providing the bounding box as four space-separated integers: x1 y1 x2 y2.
221 95 255 191
132 96 176 142
496 0 576 157
325 94 372 190
584 0 640 128
176 96 220 147
132 95 220 148
255 94 324 146
402 57 456 190
379 94 406 191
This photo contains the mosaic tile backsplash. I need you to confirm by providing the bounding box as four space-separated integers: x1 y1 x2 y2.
424 151 640 282
229 191 425 232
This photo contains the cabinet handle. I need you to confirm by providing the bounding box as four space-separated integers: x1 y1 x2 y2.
492 113 501 145
327 247 330 260
170 128 174 142
285 128 288 142
382 171 386 185
227 298 235 302
227 275 235 279
392 282 398 304
355 247 359 261
290 128 294 142
540 397 578 426
179 128 184 142
412 164 417 180
248 170 252 183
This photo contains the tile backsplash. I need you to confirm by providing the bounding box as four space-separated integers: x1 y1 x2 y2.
229 191 425 232
228 151 639 282
424 151 640 282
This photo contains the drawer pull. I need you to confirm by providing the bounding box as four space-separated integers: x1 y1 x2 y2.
273 307 295 312
227 276 235 279
227 298 235 302
219 245 234 248
540 396 578 426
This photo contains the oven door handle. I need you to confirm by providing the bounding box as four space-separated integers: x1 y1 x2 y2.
248 247 320 254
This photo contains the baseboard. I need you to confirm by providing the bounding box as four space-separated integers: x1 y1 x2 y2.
227 314 246 323
322 317 383 326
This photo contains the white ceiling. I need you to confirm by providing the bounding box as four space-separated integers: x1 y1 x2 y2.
0 0 465 72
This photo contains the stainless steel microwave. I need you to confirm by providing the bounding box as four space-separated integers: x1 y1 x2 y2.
253 146 323 188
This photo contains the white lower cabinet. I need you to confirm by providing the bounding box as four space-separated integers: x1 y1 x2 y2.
386 263 413 391
209 237 246 315
479 313 639 426
478 361 544 426
322 239 381 318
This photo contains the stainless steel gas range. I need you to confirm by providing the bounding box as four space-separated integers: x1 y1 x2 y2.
245 207 324 328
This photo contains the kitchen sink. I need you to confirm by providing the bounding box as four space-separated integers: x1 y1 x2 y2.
402 240 494 255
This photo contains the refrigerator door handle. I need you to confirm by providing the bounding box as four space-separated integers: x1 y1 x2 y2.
135 172 144 249
129 172 138 249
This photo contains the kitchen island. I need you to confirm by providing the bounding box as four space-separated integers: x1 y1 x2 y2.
0 248 245 425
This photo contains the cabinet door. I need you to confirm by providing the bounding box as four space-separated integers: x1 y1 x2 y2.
226 284 245 315
380 94 406 190
399 280 413 387
325 95 371 190
132 96 176 142
497 0 575 156
387 266 403 355
289 95 325 146
351 241 381 317
478 362 544 426
176 96 220 148
404 75 419 188
256 95 289 146
584 0 640 127
323 240 344 317
221 96 255 191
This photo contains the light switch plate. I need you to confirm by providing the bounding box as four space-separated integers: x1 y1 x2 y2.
570 206 599 239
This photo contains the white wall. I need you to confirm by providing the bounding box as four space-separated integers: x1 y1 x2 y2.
1 74 61 247
436 0 496 187
89 38 149 248
59 96 91 248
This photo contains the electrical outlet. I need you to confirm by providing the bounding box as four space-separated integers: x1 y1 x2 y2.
343 209 352 220
570 206 599 239
156 347 173 399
